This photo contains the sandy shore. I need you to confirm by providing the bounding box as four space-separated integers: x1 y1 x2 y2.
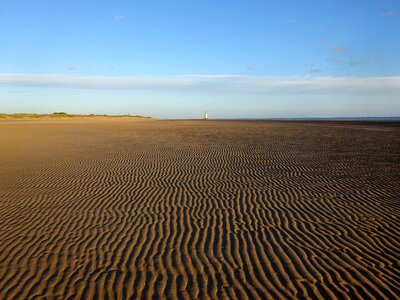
0 120 399 299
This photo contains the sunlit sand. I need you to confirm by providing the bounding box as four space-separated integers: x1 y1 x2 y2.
0 120 399 299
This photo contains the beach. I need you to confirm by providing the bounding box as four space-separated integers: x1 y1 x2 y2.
0 119 399 299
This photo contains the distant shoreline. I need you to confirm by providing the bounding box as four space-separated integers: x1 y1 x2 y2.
0 113 152 119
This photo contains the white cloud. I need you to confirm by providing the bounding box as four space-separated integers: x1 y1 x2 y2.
381 11 396 17
0 74 399 96
114 14 125 21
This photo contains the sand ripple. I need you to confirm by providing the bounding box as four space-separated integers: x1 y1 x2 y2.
0 120 399 299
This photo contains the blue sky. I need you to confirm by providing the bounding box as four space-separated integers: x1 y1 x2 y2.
1 0 399 118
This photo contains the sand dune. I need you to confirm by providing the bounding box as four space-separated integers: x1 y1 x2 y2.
0 120 399 299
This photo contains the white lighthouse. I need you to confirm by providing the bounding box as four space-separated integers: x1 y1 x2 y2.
204 111 208 120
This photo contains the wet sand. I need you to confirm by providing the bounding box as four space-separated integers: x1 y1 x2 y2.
0 120 399 299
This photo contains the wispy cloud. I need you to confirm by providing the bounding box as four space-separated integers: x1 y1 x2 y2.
1 74 399 96
114 14 125 21
321 42 348 55
309 68 322 73
329 46 347 53
327 57 342 64
380 11 396 17
350 60 364 66
246 65 258 71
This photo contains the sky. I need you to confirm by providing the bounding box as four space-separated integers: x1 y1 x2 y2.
0 0 399 118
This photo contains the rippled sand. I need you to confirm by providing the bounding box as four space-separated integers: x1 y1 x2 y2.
0 120 399 299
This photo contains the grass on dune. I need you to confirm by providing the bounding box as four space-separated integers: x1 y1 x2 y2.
0 112 151 119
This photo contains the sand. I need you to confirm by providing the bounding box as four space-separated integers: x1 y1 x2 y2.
0 119 399 299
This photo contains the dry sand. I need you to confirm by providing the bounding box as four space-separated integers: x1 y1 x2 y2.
0 120 399 299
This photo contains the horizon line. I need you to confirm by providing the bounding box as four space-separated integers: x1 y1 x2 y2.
1 112 399 121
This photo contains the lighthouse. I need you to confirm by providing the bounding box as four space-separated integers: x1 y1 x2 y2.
204 111 208 120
